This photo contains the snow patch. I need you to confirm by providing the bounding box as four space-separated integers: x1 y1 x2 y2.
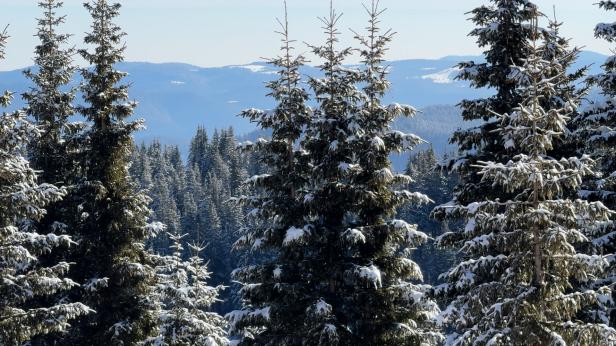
421 67 461 84
354 265 382 288
230 64 277 74
283 226 309 246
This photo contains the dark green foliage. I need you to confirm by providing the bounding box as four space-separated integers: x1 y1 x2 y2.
398 147 457 284
24 0 82 188
0 26 91 345
59 1 158 344
226 2 313 343
130 127 252 315
575 0 616 326
445 0 539 207
230 2 442 345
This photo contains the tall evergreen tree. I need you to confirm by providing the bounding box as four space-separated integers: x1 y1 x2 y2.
438 0 538 214
227 1 312 343
301 2 441 343
23 0 81 188
189 126 209 178
231 2 441 345
435 16 616 345
63 1 159 343
0 28 91 345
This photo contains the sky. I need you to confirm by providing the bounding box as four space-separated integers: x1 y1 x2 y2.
0 0 612 71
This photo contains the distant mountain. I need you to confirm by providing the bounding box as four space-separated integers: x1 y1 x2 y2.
0 51 607 161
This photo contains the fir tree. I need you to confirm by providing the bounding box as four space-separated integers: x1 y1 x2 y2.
530 14 588 161
438 0 539 216
64 1 159 343
189 126 209 179
23 0 82 188
232 2 441 345
435 16 616 345
181 164 204 242
144 232 227 346
0 28 91 345
300 2 441 343
227 1 312 343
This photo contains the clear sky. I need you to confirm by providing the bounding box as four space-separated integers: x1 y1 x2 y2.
0 0 612 70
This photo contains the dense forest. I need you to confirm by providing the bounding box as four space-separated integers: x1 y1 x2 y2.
2 0 616 345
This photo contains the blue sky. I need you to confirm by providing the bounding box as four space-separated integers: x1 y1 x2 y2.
0 0 611 70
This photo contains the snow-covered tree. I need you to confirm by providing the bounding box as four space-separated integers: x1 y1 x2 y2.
23 0 81 187
229 2 441 344
227 2 312 343
145 232 227 346
0 27 91 345
398 147 457 284
21 9 89 328
533 15 589 161
62 1 159 343
297 2 441 343
188 127 209 179
438 0 539 220
435 17 616 345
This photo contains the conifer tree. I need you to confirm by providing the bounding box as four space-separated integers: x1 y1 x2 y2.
64 1 159 343
300 2 441 343
0 28 91 345
144 232 227 346
437 0 539 215
189 127 209 179
227 1 312 343
231 2 441 345
435 16 616 345
181 164 204 242
531 15 588 160
23 0 81 189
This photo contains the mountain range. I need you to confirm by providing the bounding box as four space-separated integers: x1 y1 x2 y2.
0 51 608 168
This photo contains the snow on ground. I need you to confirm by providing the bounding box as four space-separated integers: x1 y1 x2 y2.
229 64 277 74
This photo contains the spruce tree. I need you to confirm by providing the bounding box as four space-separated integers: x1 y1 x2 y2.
64 1 159 343
188 126 209 178
435 16 616 345
181 164 204 242
144 232 227 346
231 2 441 345
300 2 441 343
437 0 539 215
531 15 588 161
0 28 91 345
227 1 312 343
23 0 81 189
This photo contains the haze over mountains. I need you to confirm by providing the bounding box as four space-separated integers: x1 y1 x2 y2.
0 51 607 163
